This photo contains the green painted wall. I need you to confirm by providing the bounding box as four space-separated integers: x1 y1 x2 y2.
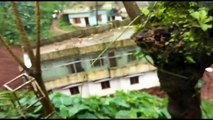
41 46 148 81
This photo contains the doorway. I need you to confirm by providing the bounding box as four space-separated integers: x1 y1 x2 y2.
85 17 90 26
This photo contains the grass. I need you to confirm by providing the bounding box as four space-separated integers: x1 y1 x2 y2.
57 15 76 31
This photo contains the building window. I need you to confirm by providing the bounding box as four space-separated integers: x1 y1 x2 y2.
73 18 81 23
91 56 104 67
75 61 84 72
108 51 117 67
69 86 80 95
96 15 102 21
101 81 110 89
69 64 75 73
130 76 139 85
69 60 84 73
127 50 136 62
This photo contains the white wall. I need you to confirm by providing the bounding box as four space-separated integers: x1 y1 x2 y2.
54 89 71 96
54 70 160 98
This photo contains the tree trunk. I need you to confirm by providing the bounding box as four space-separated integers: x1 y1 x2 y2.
33 71 54 117
131 25 213 118
122 1 142 25
157 70 202 118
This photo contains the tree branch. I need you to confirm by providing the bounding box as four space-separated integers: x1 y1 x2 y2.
11 2 36 68
0 36 29 71
35 1 41 74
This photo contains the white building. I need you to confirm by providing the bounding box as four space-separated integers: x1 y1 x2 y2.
38 26 160 98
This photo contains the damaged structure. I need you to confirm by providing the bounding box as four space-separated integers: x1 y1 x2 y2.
38 26 160 98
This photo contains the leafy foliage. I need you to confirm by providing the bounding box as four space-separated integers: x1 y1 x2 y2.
50 91 170 119
0 90 170 119
57 14 75 31
1 90 213 119
0 1 67 45
134 1 213 66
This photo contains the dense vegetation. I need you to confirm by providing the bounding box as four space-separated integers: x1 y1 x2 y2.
0 90 171 119
134 1 213 66
0 1 68 45
131 1 213 118
1 90 213 119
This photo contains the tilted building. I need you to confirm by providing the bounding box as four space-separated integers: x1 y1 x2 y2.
38 26 160 98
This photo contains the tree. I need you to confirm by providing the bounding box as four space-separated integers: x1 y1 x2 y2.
0 1 67 45
0 1 54 117
122 1 142 25
127 1 213 119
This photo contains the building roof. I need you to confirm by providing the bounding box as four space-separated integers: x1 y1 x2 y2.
63 2 122 15
38 26 135 56
0 46 23 89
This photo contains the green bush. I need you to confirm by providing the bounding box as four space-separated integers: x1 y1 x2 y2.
0 90 170 119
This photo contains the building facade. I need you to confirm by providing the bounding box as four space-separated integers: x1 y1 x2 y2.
39 27 160 98
65 10 109 27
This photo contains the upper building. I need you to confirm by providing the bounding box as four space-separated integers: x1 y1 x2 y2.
62 2 127 27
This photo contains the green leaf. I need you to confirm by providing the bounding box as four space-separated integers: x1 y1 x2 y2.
33 105 42 113
158 107 171 119
201 100 213 118
77 112 98 119
111 97 130 108
141 7 150 16
115 110 137 118
200 23 212 31
199 9 208 22
68 104 89 117
185 56 196 63
203 16 213 23
59 105 69 119
190 11 200 20
60 95 73 106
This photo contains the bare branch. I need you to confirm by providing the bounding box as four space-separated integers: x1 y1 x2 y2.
35 1 41 73
11 2 36 68
0 36 29 71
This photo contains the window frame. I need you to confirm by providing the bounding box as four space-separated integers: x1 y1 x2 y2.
127 50 137 63
90 56 104 68
73 18 81 24
130 76 139 85
96 14 102 21
69 86 80 95
101 81 110 89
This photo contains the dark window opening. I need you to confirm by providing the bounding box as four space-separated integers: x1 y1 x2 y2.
75 61 84 72
85 17 89 26
130 76 139 85
91 57 104 67
74 18 81 23
68 60 84 73
69 86 80 95
69 64 75 73
96 15 102 21
108 51 117 67
127 50 136 62
101 81 110 89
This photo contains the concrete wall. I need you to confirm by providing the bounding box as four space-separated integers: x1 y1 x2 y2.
41 46 138 81
88 14 108 26
53 70 160 98
40 38 136 62
31 18 130 48
44 63 157 90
